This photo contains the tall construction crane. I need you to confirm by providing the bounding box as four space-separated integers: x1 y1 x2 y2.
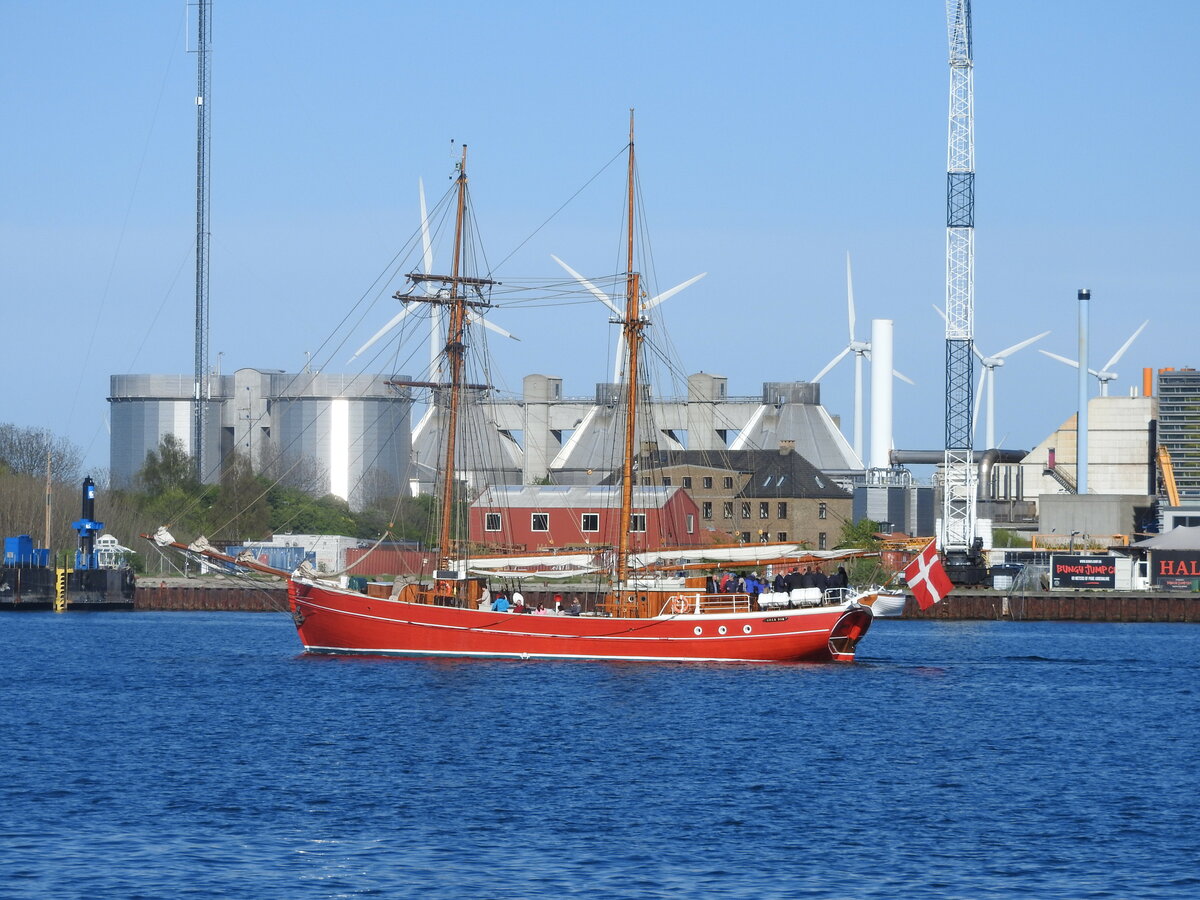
192 0 212 481
942 0 984 582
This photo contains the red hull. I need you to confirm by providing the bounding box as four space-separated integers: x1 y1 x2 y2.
288 581 872 663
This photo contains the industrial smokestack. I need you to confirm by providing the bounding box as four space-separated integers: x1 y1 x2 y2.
1077 289 1090 494
869 319 894 469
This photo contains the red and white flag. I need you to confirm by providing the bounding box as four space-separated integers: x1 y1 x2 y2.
903 540 954 610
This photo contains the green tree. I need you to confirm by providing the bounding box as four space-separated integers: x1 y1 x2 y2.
836 518 882 550
137 435 198 495
992 528 1031 548
208 453 271 543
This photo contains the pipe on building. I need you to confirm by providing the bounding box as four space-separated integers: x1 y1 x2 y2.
889 449 1026 466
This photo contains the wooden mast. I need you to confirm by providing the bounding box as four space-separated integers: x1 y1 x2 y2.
437 145 470 569
616 111 642 594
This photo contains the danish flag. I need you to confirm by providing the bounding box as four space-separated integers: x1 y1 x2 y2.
903 540 954 610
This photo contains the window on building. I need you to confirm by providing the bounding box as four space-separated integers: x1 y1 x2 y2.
740 532 751 543
777 532 788 542
702 501 712 520
484 513 501 532
682 476 692 489
818 502 827 519
759 531 768 543
641 476 651 486
723 502 733 519
740 502 751 519
581 513 599 532
818 531 827 550
686 514 695 534
662 476 671 486
759 502 769 519
777 502 788 518
531 513 549 532
723 476 734 489
630 513 647 532
703 476 713 489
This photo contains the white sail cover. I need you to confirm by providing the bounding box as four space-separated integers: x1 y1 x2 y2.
452 545 869 578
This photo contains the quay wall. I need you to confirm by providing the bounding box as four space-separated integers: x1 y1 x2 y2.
134 584 288 612
131 584 1200 622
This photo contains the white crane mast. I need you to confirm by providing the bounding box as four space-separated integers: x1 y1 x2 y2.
942 0 977 561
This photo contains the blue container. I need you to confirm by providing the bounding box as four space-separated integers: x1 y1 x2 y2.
225 545 316 572
5 535 36 566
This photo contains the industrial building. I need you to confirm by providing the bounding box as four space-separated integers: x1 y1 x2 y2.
1156 369 1200 500
109 369 412 511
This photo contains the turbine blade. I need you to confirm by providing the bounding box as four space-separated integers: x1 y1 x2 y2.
994 330 1051 359
419 179 434 288
644 272 706 311
972 368 987 434
846 252 856 342
971 343 985 361
931 303 948 323
892 369 916 386
349 304 418 362
811 345 851 383
478 316 520 341
1102 319 1148 371
551 254 621 315
1039 349 1079 369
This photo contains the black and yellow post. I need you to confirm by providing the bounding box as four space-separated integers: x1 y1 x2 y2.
54 567 70 613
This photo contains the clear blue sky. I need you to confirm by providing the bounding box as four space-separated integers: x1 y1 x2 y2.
3 1 1197 475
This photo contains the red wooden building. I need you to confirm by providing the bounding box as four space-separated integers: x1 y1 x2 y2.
469 485 703 552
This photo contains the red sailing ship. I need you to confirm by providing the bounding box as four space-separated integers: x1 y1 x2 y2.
154 117 885 662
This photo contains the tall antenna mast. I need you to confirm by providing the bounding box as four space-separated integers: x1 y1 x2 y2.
191 0 212 481
942 0 976 566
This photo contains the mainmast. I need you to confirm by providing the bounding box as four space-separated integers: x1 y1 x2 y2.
616 111 643 590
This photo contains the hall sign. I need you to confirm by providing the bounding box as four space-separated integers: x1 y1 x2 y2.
1150 550 1200 589
1050 555 1117 589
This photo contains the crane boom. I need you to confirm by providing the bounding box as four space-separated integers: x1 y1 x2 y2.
942 0 980 581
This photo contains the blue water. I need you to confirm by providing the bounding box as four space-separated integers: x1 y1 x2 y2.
1 614 1197 899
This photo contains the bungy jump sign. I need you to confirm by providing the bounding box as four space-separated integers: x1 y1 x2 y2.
1050 554 1117 590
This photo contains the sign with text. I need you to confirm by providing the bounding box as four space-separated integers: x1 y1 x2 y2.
1150 550 1200 589
1050 555 1117 589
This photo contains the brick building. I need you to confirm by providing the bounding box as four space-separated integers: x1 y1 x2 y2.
468 485 703 553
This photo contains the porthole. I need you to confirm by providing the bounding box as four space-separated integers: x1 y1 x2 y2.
743 624 752 634
718 625 727 635
693 626 703 636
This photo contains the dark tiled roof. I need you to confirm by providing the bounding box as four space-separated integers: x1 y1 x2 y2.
657 449 851 500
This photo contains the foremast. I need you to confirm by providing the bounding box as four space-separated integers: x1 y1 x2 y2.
394 145 496 572
616 112 643 594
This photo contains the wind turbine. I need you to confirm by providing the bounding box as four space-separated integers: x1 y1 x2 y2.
812 253 913 462
349 179 518 367
552 254 705 382
1039 320 1148 397
972 331 1049 449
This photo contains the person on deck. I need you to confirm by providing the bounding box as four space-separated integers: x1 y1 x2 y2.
568 596 582 616
534 603 549 615
811 568 828 592
492 593 511 613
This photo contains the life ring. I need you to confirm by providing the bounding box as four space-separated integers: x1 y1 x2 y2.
671 597 690 615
